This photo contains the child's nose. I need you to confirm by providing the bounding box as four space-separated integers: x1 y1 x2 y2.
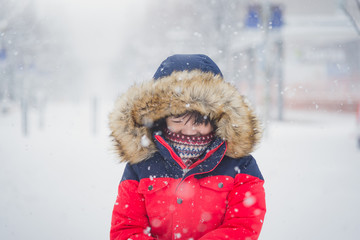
181 123 198 135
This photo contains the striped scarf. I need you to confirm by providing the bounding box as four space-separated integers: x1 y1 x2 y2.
163 127 215 167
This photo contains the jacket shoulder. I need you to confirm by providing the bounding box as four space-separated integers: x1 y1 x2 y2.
121 152 183 183
202 155 264 181
234 155 264 180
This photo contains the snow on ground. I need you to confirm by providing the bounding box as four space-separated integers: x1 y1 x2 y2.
256 110 360 240
0 101 124 240
1 101 360 240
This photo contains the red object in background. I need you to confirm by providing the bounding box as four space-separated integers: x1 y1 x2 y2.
357 103 360 149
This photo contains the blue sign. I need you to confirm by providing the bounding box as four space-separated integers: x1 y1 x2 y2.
270 5 283 28
246 5 261 28
0 48 6 60
245 4 284 29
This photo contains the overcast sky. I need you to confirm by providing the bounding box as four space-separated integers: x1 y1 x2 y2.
34 0 147 67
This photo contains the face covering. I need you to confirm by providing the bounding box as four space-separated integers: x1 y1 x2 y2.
163 127 215 167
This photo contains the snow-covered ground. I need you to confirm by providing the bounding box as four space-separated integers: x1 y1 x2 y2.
256 110 360 239
1 101 360 240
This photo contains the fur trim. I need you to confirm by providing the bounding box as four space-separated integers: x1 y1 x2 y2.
109 70 262 164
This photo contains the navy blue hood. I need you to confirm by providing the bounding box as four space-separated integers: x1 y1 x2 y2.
153 54 223 80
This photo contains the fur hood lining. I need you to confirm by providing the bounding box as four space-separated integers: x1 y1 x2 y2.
109 70 262 164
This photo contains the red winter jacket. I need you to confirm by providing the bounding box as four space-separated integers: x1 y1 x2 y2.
109 54 266 239
110 134 265 240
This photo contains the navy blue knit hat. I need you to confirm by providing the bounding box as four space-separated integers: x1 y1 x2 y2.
153 54 223 80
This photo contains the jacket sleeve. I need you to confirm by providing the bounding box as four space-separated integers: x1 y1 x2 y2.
110 163 156 240
199 157 266 240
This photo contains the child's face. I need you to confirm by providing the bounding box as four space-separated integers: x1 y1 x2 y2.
166 115 213 136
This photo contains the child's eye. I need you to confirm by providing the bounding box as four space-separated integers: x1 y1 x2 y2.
171 120 183 123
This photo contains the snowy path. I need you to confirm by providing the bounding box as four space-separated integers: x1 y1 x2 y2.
1 103 359 240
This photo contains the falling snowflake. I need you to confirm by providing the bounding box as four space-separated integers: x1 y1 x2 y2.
175 86 182 94
141 135 151 147
142 117 154 128
243 192 256 207
201 212 212 221
151 218 162 228
143 226 151 235
254 209 261 216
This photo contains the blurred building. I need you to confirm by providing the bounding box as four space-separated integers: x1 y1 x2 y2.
115 0 359 117
234 0 360 114
279 0 359 113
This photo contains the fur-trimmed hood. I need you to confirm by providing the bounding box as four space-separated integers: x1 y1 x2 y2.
109 55 262 164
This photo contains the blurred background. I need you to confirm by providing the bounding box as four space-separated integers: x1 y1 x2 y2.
1 0 360 239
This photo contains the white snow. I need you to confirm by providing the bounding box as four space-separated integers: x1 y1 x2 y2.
254 110 360 240
141 135 151 147
243 195 256 208
0 102 124 240
174 86 182 94
1 103 360 240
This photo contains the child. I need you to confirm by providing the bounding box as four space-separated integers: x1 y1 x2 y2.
109 54 266 240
